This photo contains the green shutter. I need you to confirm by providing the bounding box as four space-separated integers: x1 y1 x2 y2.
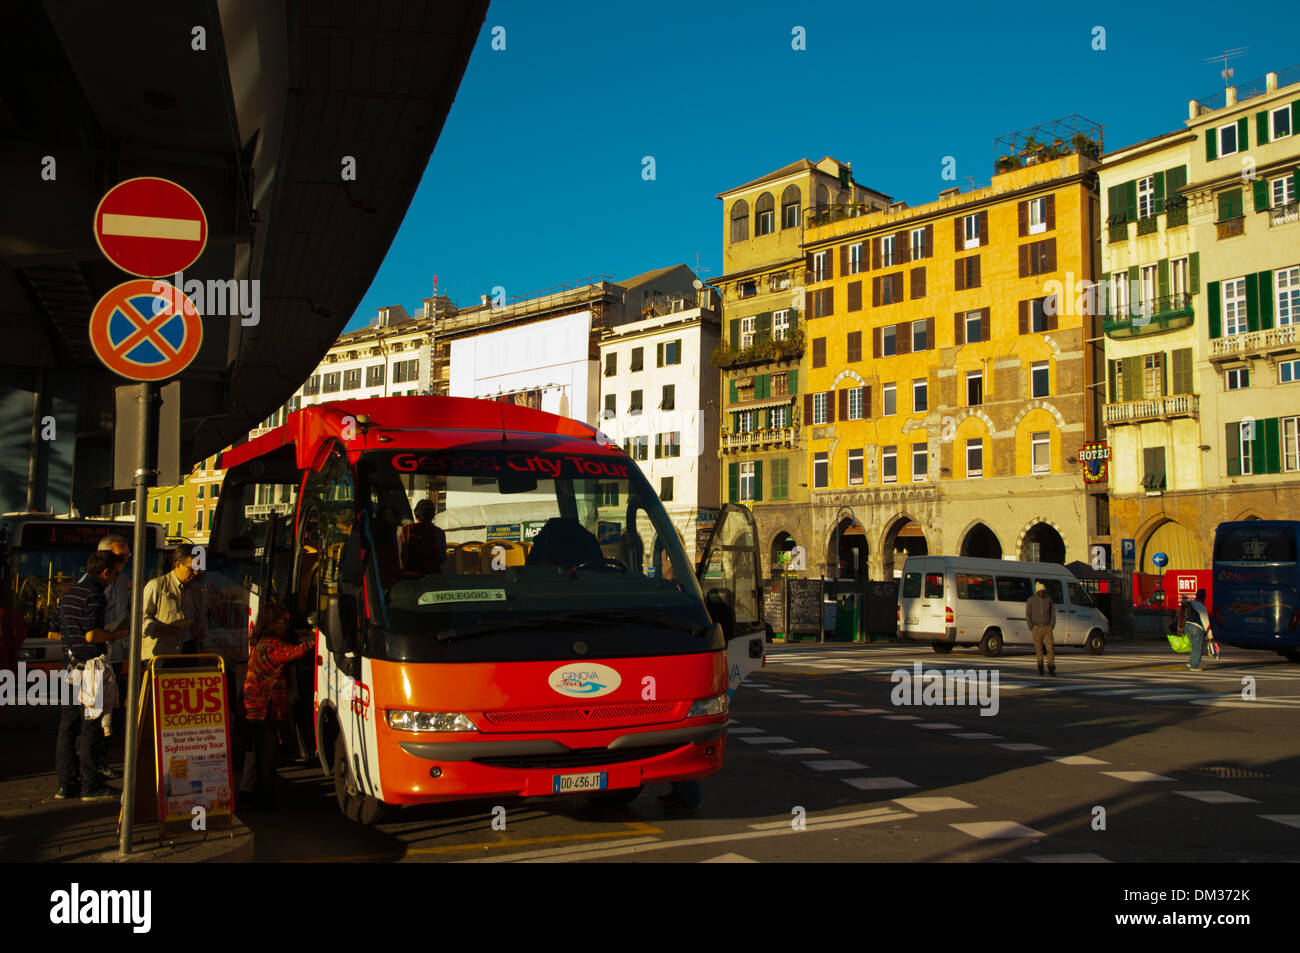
728 462 739 503
1189 252 1200 293
1254 177 1269 213
1265 418 1282 474
1122 356 1139 401
1208 281 1221 338
1206 130 1218 162
1258 110 1270 145
1259 270 1274 330
1154 171 1166 214
1108 360 1118 404
730 318 740 349
760 409 769 429
753 460 763 501
729 379 738 403
1160 355 1168 397
1124 180 1138 222
757 311 772 345
1107 184 1125 220
788 369 798 395
1295 101 1300 136
787 307 798 332
1157 259 1169 301
1238 116 1249 150
1171 349 1191 395
1226 422 1241 476
1245 273 1259 332
1252 421 1267 475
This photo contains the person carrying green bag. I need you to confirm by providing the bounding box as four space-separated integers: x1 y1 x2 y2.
1174 589 1214 671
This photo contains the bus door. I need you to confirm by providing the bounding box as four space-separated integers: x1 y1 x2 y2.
696 504 766 698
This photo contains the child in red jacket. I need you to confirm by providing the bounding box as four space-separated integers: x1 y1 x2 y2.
243 603 313 809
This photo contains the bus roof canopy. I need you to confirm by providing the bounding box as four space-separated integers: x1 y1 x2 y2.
218 396 607 472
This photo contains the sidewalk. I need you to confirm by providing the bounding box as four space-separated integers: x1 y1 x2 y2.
0 704 252 862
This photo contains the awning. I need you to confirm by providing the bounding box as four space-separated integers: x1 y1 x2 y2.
730 396 795 412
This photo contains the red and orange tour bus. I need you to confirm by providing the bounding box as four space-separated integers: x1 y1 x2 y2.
210 396 765 822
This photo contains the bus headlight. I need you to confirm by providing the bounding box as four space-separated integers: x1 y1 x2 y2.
386 710 477 732
686 693 729 718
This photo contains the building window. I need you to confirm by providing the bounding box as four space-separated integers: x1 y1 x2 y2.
343 368 362 390
604 394 616 415
848 449 864 486
730 200 749 243
1112 274 1129 318
1277 266 1300 326
1027 197 1047 234
957 255 980 289
605 353 617 377
773 309 790 340
196 484 204 500
1137 176 1155 220
963 214 979 249
1272 105 1293 141
782 185 801 229
739 280 757 298
1217 188 1244 222
912 444 928 482
1143 353 1164 398
912 319 928 351
660 477 674 501
771 458 789 499
739 462 757 501
1239 424 1254 475
882 382 897 416
655 432 681 458
881 446 897 484
1226 367 1249 390
813 452 829 488
1031 432 1050 473
625 436 648 461
966 438 983 478
966 370 983 406
630 390 643 414
813 250 830 282
366 364 385 387
965 310 983 343
656 340 681 367
882 324 897 356
756 193 775 236
847 387 863 420
880 236 895 267
1143 447 1167 489
165 497 171 513
1218 122 1239 157
910 228 925 260
813 392 828 425
1171 257 1189 298
1280 358 1300 383
661 384 675 411
1031 362 1049 398
304 374 321 396
813 288 834 318
740 316 756 349
630 347 644 371
913 379 927 413
1272 174 1297 209
1031 297 1050 332
1223 278 1247 335
1284 417 1300 472
849 243 863 274
812 336 826 367
323 372 341 393
771 406 789 428
737 410 756 433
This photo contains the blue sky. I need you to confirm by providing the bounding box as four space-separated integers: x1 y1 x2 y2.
345 0 1300 331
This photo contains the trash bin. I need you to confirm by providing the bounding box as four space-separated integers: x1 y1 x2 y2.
834 593 858 642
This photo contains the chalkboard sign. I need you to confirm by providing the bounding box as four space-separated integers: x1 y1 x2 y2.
762 578 786 635
786 578 824 635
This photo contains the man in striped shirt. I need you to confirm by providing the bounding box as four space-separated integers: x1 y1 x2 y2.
54 551 127 801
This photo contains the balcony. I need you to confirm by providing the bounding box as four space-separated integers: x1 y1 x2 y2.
1209 324 1300 362
1216 216 1245 239
1101 293 1194 339
1271 201 1299 227
721 426 798 453
1103 393 1199 425
712 329 805 370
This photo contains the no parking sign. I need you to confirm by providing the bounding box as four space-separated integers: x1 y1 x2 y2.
88 279 203 381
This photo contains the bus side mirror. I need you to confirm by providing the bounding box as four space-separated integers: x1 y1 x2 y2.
705 588 736 641
324 593 357 655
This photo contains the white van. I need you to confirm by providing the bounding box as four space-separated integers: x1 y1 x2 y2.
898 556 1108 656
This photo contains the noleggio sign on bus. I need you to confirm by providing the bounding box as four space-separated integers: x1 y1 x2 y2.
391 452 630 480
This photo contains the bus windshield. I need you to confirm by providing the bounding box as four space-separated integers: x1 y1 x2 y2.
356 448 710 659
1213 524 1298 565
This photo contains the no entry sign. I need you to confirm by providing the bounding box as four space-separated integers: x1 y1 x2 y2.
93 177 208 278
89 279 203 381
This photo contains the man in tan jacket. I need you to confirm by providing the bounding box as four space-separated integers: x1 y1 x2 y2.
1025 581 1057 677
142 545 208 661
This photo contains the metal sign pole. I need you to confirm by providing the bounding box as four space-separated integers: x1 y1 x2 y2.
119 382 155 856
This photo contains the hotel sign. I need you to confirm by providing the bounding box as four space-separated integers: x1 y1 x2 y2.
1079 442 1110 483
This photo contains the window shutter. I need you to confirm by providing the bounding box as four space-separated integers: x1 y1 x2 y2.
955 257 965 291
1207 280 1221 338
864 385 872 418
896 230 910 264
838 388 849 420
1153 172 1165 214
1265 418 1282 474
1045 239 1056 273
923 224 933 258
1045 194 1055 230
1189 252 1200 294
1018 201 1028 237
1259 270 1274 330
826 250 834 280
1253 177 1269 213
1018 244 1029 278
1124 181 1137 222
1122 356 1138 401
893 273 903 301
826 391 836 423
728 462 739 503
788 369 798 394
788 307 799 332
730 318 740 349
847 331 860 363
1171 349 1189 395
804 393 813 421
954 217 962 252
729 379 738 403
1226 423 1241 476
1237 116 1248 150
1157 259 1169 301
1107 184 1125 221
911 267 926 298
873 327 882 358
872 276 880 307
1160 354 1167 397
1245 273 1260 332
757 374 769 399
847 280 862 312
826 288 834 315
980 308 990 343
760 409 769 429
1252 420 1267 475
840 244 848 275
753 460 763 501
926 317 935 349
1047 307 1058 332
1128 264 1139 295
1257 110 1270 145
872 237 881 270
954 312 965 346
757 311 772 344
972 256 981 288
1206 130 1217 162
898 322 912 355
806 252 814 277
978 210 988 246
1019 299 1029 335
1108 359 1118 403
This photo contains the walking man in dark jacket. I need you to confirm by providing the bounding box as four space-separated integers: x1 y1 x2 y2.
1026 582 1056 677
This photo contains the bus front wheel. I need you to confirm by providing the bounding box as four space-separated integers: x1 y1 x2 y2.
333 735 388 825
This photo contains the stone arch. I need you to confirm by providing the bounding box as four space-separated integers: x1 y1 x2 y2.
1231 509 1264 522
1010 399 1067 431
880 513 930 578
824 513 868 580
1016 517 1066 564
770 530 799 574
957 519 1003 559
1138 517 1203 573
829 368 867 388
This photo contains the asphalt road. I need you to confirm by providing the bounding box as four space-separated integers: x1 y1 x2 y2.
246 640 1300 864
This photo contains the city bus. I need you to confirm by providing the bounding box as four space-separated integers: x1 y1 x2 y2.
209 396 765 822
1212 520 1300 662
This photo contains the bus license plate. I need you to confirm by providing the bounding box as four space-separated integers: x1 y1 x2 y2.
553 771 608 794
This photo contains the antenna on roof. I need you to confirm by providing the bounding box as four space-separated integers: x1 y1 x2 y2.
1204 47 1247 86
